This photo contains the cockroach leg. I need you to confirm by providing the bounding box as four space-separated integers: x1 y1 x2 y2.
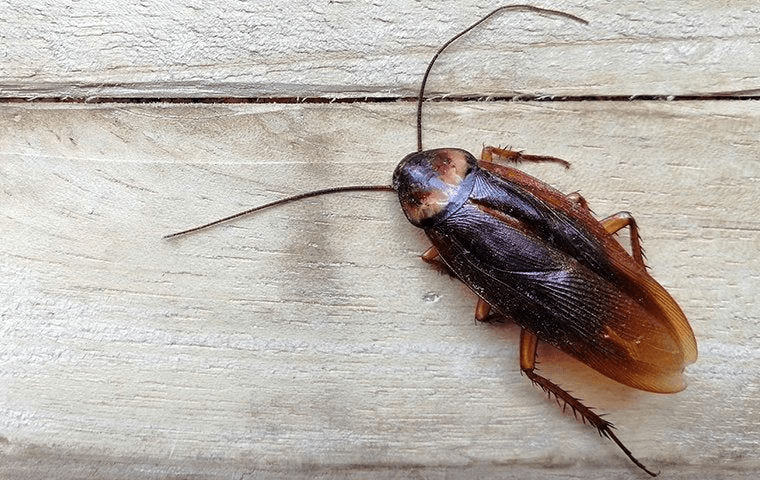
566 191 591 213
519 329 540 371
421 246 457 277
519 329 657 477
421 246 439 262
422 251 497 322
480 146 571 169
474 298 491 322
473 298 508 324
601 212 646 267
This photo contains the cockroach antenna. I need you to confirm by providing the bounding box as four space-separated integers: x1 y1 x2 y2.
415 5 587 152
164 5 585 239
163 185 394 238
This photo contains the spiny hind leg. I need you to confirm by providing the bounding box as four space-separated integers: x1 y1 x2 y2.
600 211 646 267
561 194 645 267
480 146 571 169
519 329 657 477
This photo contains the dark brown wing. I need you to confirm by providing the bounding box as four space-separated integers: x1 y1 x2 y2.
480 161 697 368
427 165 696 393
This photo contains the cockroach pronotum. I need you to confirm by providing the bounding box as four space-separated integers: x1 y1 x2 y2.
166 5 697 476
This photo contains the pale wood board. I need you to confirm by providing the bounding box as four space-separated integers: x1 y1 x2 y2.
1 100 759 479
2 0 760 98
2 0 760 478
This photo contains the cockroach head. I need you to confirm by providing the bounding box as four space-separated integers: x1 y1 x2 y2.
392 148 478 228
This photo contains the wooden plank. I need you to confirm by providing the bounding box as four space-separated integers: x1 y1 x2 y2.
1 100 758 478
2 1 760 98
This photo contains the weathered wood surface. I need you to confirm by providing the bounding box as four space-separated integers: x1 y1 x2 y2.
2 0 760 479
2 1 760 98
2 101 759 479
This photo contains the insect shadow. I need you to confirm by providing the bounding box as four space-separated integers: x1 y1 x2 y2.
166 5 697 477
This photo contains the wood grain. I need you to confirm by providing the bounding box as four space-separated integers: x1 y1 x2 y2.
2 100 759 478
2 1 760 98
2 0 760 478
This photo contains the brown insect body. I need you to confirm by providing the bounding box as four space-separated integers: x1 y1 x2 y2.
167 5 697 477
394 147 697 394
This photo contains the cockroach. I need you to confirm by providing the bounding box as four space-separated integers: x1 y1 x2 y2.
166 5 697 476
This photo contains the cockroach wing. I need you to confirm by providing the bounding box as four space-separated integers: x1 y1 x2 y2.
480 161 697 364
426 168 697 393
